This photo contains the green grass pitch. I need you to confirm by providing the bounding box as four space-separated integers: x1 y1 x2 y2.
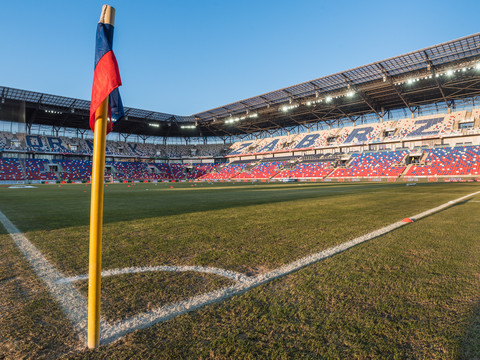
1 181 480 358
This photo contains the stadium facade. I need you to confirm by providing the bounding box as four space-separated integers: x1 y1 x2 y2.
1 33 480 183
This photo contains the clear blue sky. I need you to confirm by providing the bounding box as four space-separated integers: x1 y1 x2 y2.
2 0 480 116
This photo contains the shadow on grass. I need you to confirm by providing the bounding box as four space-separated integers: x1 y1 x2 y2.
0 182 410 232
0 181 476 233
458 300 480 359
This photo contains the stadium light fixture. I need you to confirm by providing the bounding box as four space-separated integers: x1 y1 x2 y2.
325 96 332 103
407 79 414 85
346 91 355 97
446 69 454 76
475 63 480 70
181 125 196 129
306 99 322 106
280 104 299 112
44 109 63 114
149 123 160 127
225 113 256 124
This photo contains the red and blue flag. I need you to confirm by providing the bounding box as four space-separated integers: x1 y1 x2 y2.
90 22 124 134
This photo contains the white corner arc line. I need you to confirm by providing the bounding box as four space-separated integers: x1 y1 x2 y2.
1 190 479 346
100 190 480 344
58 266 252 284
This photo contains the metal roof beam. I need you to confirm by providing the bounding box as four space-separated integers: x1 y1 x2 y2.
334 105 358 124
238 101 253 112
311 106 339 120
357 91 382 119
287 115 304 126
342 72 382 119
377 63 415 114
203 124 222 137
424 51 450 108
259 95 274 108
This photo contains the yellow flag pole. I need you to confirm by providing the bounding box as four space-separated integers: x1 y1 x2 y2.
88 4 115 349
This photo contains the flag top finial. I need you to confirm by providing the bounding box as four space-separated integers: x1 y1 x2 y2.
99 4 115 25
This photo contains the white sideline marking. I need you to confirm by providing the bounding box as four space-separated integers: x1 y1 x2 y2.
1 190 479 346
100 190 480 344
0 211 88 343
58 265 252 284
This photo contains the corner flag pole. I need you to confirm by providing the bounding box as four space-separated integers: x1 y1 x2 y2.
88 4 116 349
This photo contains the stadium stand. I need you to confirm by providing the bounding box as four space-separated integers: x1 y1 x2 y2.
186 164 218 179
2 107 480 182
25 159 57 180
225 111 469 157
0 132 16 151
200 162 247 180
148 163 174 180
0 158 23 180
169 163 219 180
55 160 92 180
404 145 480 177
234 161 287 179
338 121 396 145
329 150 408 178
0 132 229 158
274 161 335 179
112 161 149 179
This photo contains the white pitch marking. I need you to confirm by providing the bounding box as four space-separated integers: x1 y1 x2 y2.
1 190 479 346
100 189 480 344
0 211 88 343
58 265 252 284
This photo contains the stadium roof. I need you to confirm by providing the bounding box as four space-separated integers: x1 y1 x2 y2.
195 32 480 120
2 32 480 138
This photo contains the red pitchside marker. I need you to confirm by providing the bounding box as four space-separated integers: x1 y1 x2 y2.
402 218 414 223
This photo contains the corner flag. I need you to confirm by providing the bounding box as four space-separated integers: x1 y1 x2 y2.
88 4 122 349
89 8 124 134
